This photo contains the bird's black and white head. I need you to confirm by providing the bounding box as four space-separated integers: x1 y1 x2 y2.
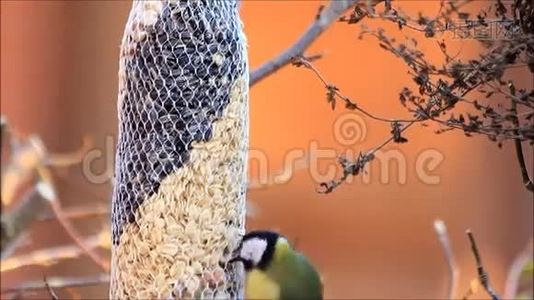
230 230 282 271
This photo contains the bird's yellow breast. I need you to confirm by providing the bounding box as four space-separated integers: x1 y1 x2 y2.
246 269 280 300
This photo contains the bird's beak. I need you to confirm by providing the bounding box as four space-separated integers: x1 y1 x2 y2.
228 247 242 264
228 256 240 264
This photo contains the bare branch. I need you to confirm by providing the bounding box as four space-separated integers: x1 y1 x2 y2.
37 204 109 222
433 220 459 299
1 188 46 257
1 135 47 207
1 232 29 260
0 274 110 295
249 0 369 86
1 130 95 257
44 277 59 300
513 134 534 192
510 87 534 192
35 165 110 272
466 230 500 300
292 55 419 122
314 29 533 192
1 232 109 272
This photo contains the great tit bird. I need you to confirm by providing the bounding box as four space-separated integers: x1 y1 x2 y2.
230 230 323 300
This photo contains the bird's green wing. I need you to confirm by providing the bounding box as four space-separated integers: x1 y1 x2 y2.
269 252 323 300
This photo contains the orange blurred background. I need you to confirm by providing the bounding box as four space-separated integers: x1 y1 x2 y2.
1 1 532 299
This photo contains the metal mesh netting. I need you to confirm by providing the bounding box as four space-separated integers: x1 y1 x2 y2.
110 0 248 298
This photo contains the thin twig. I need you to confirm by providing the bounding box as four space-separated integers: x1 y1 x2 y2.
1 132 95 257
1 274 110 295
303 57 526 140
466 230 500 300
44 277 59 300
35 165 110 272
37 204 109 222
314 33 530 192
433 220 459 299
1 231 30 260
513 138 534 191
1 188 46 256
249 0 369 86
510 95 534 192
47 195 110 272
1 135 46 206
486 81 534 110
1 232 109 272
293 56 419 123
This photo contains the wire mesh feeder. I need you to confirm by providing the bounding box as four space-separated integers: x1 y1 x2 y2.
110 1 248 298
